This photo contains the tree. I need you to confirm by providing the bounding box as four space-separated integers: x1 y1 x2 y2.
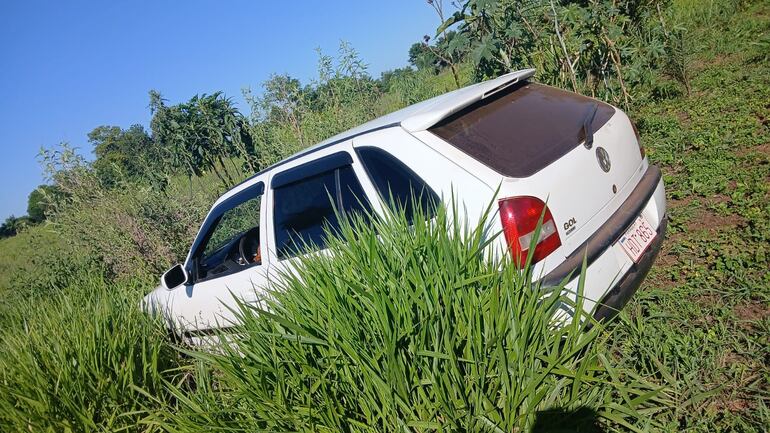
422 0 468 88
89 125 156 186
408 30 470 76
257 74 307 144
245 42 382 168
436 0 674 104
27 185 58 223
0 216 29 238
150 91 256 187
379 67 417 92
408 42 439 70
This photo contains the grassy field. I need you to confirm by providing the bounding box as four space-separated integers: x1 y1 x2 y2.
606 0 770 429
0 0 768 431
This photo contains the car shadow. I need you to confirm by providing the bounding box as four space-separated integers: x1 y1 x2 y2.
531 406 605 433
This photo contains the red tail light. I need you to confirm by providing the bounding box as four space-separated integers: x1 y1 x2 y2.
498 196 562 267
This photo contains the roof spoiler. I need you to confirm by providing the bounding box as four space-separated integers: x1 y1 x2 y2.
400 68 536 132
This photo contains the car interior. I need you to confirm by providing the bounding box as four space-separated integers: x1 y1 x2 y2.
195 195 262 282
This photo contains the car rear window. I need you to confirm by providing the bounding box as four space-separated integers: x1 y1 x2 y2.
355 146 439 222
429 82 615 178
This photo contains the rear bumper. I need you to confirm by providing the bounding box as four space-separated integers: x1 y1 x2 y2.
540 164 667 319
592 216 667 321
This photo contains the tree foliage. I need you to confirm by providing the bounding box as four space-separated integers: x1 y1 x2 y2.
244 42 384 168
149 91 256 187
26 185 59 223
409 41 440 70
437 0 677 105
36 143 210 280
89 124 157 186
0 216 32 239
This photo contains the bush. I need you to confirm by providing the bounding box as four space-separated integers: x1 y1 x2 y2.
163 205 670 432
39 144 214 283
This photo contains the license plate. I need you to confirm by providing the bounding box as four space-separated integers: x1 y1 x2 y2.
618 217 657 263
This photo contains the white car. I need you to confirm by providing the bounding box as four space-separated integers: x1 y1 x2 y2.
145 69 667 339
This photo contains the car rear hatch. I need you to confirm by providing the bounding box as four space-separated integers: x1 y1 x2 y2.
429 81 645 258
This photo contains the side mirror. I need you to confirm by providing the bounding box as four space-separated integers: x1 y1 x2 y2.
161 264 189 290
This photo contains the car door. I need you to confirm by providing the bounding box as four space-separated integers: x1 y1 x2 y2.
265 149 375 279
165 179 270 336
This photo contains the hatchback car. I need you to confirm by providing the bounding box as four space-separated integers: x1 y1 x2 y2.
145 69 667 339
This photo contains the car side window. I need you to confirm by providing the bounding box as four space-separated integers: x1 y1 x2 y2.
273 164 371 259
202 196 261 260
189 184 264 283
355 146 440 221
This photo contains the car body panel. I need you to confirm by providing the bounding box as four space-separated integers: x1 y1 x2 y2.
144 69 666 334
352 127 497 230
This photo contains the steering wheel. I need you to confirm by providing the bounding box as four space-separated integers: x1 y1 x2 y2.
238 227 261 265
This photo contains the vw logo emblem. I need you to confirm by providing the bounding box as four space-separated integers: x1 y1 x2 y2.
596 147 611 172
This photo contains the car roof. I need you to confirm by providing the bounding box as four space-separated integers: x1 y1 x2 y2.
222 68 536 199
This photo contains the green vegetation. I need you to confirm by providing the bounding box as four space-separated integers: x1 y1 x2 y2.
0 0 768 431
158 207 669 432
0 276 181 433
606 0 770 428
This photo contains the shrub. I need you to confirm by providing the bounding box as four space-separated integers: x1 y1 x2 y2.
0 224 96 303
39 144 213 283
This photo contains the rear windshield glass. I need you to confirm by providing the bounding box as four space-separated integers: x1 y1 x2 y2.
429 82 615 178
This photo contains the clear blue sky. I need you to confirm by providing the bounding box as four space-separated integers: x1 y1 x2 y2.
0 1 439 221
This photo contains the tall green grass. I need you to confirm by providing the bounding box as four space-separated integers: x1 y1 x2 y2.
0 205 675 432
0 275 183 433
157 205 670 432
